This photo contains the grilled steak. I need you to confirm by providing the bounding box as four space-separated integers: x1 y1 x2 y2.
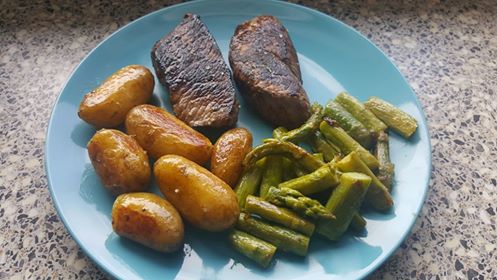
229 15 311 129
151 13 239 128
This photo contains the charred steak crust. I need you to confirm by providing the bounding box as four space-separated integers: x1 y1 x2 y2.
229 15 311 129
151 13 239 128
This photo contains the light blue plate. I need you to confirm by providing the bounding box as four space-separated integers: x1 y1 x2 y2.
45 0 431 279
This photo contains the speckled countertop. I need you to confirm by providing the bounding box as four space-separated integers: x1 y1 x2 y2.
1 0 496 279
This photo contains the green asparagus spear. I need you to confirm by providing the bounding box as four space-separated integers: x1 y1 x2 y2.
375 131 395 191
279 156 308 178
335 151 393 212
279 164 340 195
312 153 325 162
335 92 387 133
265 186 335 221
260 156 284 198
235 159 266 208
308 131 341 162
273 127 288 140
281 157 297 181
251 143 315 178
228 230 277 268
279 103 324 143
324 100 373 148
243 140 325 173
317 172 371 240
245 195 315 236
365 97 418 138
319 120 379 170
237 212 310 256
350 213 367 232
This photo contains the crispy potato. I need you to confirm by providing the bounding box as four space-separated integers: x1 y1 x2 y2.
211 128 253 187
78 65 154 128
125 104 212 165
112 192 184 252
154 155 240 232
87 129 150 195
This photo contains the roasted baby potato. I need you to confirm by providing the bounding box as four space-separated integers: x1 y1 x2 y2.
154 155 240 232
112 192 184 252
78 65 154 128
211 127 253 187
125 104 212 165
87 129 150 195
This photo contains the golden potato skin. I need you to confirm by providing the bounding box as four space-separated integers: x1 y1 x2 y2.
154 155 240 232
125 104 212 164
112 192 184 252
87 129 150 195
78 65 154 128
211 128 253 187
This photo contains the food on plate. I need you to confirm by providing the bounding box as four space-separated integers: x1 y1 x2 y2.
243 140 324 173
234 159 266 208
335 92 388 134
228 230 276 268
237 212 309 256
151 13 239 128
323 100 373 148
154 155 240 232
278 163 340 195
211 128 253 187
319 119 379 169
375 131 395 190
78 65 154 128
73 12 422 268
316 172 371 240
259 156 283 198
245 195 315 236
229 15 311 129
276 103 324 143
87 129 150 195
111 192 184 252
365 97 418 138
264 186 335 221
125 104 212 164
335 151 393 212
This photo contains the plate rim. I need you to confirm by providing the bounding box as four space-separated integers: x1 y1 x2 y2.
44 0 432 279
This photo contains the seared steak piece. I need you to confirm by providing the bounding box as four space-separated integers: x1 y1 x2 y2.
229 15 311 129
151 13 239 128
